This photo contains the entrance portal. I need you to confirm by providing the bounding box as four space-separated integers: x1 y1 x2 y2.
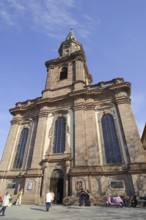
50 169 64 204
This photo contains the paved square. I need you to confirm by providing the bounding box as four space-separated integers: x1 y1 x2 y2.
1 205 146 220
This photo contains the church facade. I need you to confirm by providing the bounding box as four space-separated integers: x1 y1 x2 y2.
0 31 146 204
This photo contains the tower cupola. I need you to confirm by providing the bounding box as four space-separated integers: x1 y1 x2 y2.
58 29 83 57
66 28 77 41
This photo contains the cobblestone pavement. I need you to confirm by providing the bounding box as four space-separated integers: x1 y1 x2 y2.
1 204 146 220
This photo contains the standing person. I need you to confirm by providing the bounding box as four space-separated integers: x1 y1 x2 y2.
0 195 2 206
131 195 138 207
79 189 86 206
45 191 53 212
84 190 91 206
16 189 23 206
0 192 11 216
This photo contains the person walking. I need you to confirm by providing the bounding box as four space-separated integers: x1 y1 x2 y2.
16 189 23 206
0 192 11 216
45 191 53 212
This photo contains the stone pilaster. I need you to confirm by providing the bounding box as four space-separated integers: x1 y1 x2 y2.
117 102 145 163
31 111 48 169
0 121 19 170
74 108 86 166
41 162 48 198
45 66 54 90
64 160 70 197
74 59 85 90
85 108 99 165
75 60 84 80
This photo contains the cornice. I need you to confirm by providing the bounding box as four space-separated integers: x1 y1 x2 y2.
113 98 131 105
69 163 146 176
9 78 131 116
45 50 86 68
42 80 86 94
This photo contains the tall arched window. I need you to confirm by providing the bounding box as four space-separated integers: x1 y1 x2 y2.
13 128 29 169
101 114 122 163
53 117 66 153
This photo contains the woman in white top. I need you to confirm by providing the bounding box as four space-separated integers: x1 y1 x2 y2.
0 192 11 216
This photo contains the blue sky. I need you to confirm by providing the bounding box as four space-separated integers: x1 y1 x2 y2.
0 0 146 160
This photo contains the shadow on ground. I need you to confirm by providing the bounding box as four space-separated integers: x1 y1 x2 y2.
30 207 46 212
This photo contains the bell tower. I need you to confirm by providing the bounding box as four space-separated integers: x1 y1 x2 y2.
42 29 92 99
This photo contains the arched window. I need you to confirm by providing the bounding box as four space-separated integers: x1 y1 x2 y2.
53 117 66 153
101 114 122 163
13 128 29 169
60 67 68 80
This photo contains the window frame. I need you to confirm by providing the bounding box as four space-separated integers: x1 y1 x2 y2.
110 180 125 190
53 116 66 154
7 182 16 189
13 127 29 169
101 114 122 164
60 67 68 80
